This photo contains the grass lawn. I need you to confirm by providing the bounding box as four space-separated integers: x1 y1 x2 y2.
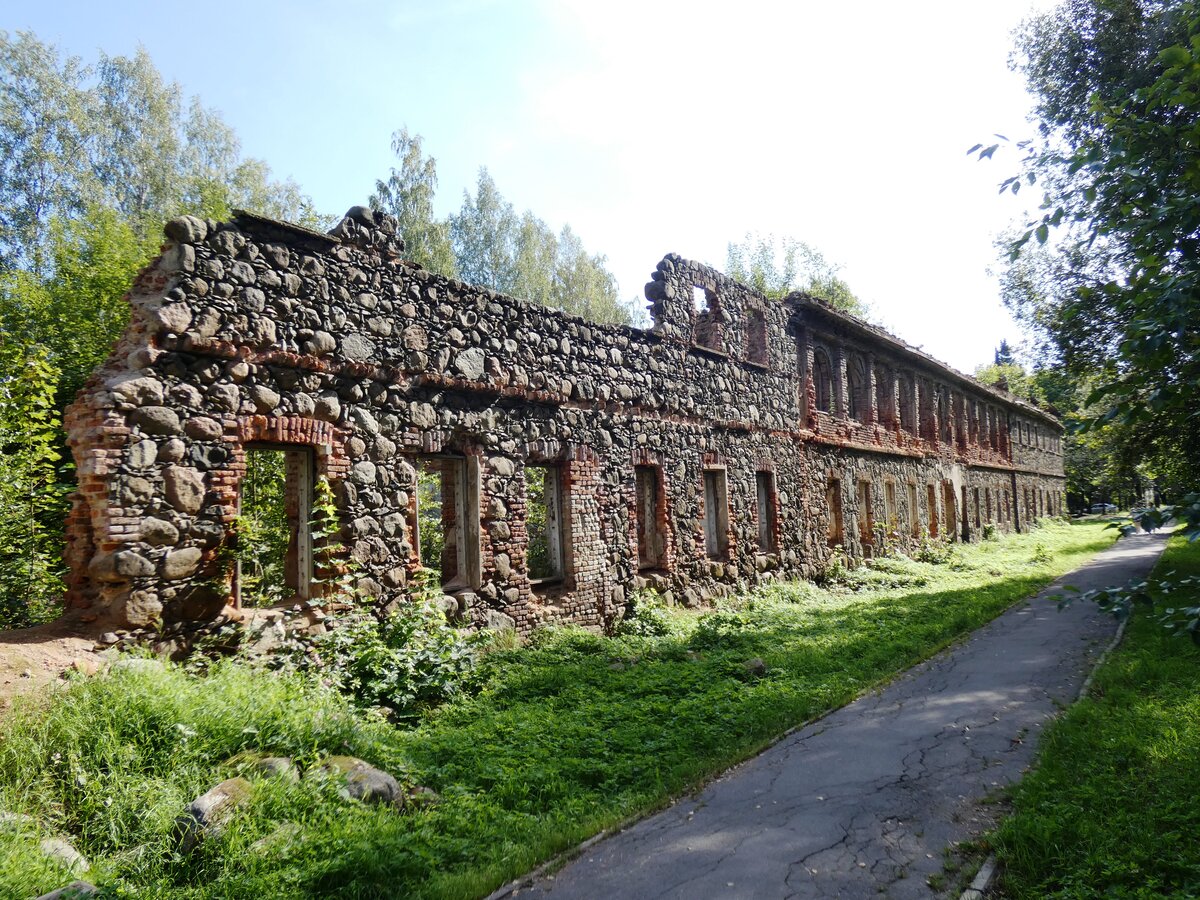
992 530 1200 899
0 519 1114 899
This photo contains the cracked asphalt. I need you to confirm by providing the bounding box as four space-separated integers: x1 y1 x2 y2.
506 531 1169 900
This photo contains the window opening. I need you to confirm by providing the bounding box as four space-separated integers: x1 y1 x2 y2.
847 354 868 422
826 478 844 548
929 483 941 538
908 483 920 537
635 465 666 570
237 446 312 608
857 479 873 546
756 471 777 553
813 349 834 413
703 469 730 560
956 394 968 451
919 382 935 440
692 285 724 351
416 455 479 590
746 307 768 365
875 366 893 425
899 375 916 434
525 465 565 582
943 482 957 539
884 481 897 531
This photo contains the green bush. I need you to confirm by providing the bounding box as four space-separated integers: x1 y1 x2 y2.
305 570 487 720
615 592 674 638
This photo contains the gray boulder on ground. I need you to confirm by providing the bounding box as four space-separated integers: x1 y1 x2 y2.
39 837 89 874
312 756 404 808
35 881 97 900
176 776 252 852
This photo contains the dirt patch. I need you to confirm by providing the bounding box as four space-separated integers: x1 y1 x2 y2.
0 615 105 718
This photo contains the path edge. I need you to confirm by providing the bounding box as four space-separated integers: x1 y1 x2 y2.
957 599 1135 899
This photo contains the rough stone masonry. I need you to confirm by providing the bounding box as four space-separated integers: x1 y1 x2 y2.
61 207 1066 634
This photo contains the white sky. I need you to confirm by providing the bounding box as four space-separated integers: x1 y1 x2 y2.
8 0 1056 373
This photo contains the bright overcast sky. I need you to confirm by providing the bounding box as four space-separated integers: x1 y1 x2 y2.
8 0 1056 374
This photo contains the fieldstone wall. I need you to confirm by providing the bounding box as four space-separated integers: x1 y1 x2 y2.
62 207 1067 635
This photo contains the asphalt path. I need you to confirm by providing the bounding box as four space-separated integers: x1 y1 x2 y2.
503 530 1170 900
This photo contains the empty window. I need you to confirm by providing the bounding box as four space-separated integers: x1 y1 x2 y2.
929 483 941 537
875 365 894 425
703 469 730 560
908 483 920 537
847 354 869 422
943 482 956 539
938 390 951 443
416 455 479 590
857 480 874 545
756 471 777 553
525 465 565 582
693 285 724 351
884 481 897 529
956 394 968 450
919 382 935 440
745 307 768 365
813 349 835 413
826 478 844 548
238 446 313 607
973 488 982 528
985 487 993 523
899 374 916 434
635 465 667 571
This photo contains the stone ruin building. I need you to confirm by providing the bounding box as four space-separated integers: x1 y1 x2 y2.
62 207 1067 635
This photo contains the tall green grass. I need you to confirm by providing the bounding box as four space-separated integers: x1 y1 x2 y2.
993 531 1200 898
0 520 1114 899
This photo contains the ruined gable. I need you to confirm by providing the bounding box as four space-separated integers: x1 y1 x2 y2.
62 207 1066 635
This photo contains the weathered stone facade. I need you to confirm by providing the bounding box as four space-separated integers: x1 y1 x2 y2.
63 207 1066 633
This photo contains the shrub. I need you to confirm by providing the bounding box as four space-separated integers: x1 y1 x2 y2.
305 569 487 720
615 591 674 638
914 530 954 565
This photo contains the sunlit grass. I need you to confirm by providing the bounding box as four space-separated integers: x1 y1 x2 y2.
0 519 1114 899
993 530 1200 899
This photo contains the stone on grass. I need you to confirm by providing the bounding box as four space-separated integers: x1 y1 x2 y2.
35 881 97 900
741 657 768 679
176 777 252 852
39 837 89 874
226 751 299 782
313 756 404 808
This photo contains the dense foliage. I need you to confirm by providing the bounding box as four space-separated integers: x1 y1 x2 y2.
985 0 1200 510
